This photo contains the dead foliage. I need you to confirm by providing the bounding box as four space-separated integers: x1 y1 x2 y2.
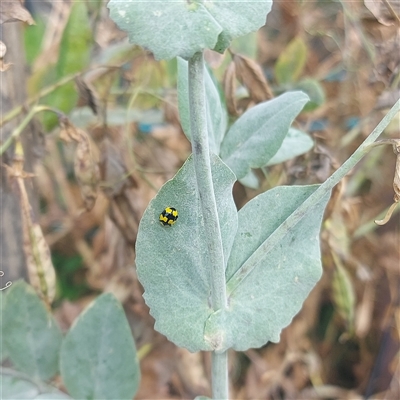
0 0 35 25
3 141 56 306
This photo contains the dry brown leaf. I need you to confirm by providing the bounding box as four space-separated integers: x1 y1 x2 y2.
97 132 140 245
4 142 56 305
58 116 83 143
223 61 238 116
135 340 179 399
393 140 400 202
109 194 138 245
74 130 100 211
237 97 255 113
0 0 35 25
233 52 273 103
375 140 400 225
100 137 136 196
75 77 99 115
364 0 399 26
175 349 210 396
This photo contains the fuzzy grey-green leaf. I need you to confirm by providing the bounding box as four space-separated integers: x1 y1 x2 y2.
220 92 309 179
238 128 314 189
266 128 314 166
2 281 62 381
108 0 272 60
136 154 237 352
205 185 330 351
178 58 227 154
60 293 140 400
0 291 8 362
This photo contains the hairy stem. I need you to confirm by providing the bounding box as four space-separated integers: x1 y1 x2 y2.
188 51 228 399
0 105 61 156
212 351 229 399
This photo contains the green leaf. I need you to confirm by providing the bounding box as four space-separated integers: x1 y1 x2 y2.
0 373 40 399
205 185 330 351
42 1 93 130
136 154 237 352
108 0 272 60
56 2 92 78
210 1 272 54
177 58 227 154
294 78 326 112
0 290 8 362
24 15 46 65
0 372 72 399
238 128 314 188
238 129 314 188
220 92 309 179
266 128 314 166
275 36 307 85
60 293 140 400
2 281 62 381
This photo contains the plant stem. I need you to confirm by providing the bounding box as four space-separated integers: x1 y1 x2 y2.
188 52 227 311
0 73 80 129
188 52 228 399
227 99 400 295
0 105 60 156
0 65 121 128
212 351 229 399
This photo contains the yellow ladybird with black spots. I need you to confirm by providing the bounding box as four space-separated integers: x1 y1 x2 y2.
159 207 178 226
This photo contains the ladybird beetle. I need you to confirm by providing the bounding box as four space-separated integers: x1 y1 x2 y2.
159 207 178 226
